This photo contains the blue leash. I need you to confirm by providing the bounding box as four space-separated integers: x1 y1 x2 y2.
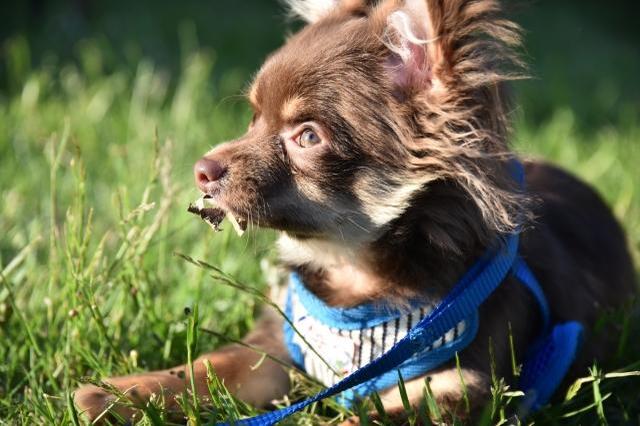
217 160 583 425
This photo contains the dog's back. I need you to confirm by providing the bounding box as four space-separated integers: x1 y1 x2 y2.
522 161 636 367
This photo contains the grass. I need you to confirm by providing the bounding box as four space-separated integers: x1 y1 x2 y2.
0 1 639 424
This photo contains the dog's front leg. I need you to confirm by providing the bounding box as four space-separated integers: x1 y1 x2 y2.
74 309 290 422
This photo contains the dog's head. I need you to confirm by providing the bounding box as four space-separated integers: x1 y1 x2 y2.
194 0 525 251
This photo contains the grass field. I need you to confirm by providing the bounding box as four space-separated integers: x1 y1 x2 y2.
1 1 639 424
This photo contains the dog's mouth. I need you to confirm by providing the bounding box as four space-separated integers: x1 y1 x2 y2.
187 195 247 236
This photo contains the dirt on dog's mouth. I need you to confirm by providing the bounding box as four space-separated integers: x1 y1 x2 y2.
187 195 247 236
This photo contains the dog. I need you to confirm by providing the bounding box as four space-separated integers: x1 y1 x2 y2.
74 0 636 423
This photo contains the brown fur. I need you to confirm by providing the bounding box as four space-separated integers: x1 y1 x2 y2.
74 0 636 423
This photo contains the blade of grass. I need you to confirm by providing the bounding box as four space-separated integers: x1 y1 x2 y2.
185 305 202 426
66 391 82 426
423 376 442 425
455 353 471 415
590 365 607 425
397 370 416 426
370 391 391 425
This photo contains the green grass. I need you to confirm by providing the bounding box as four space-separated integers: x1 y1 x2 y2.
1 1 639 424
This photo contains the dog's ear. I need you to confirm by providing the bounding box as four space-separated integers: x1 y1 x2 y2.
377 0 443 97
377 0 522 99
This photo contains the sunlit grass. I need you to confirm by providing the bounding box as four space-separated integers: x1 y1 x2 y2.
1 30 639 424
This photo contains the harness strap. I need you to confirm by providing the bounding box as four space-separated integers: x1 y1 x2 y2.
512 258 583 412
512 257 551 333
519 321 583 411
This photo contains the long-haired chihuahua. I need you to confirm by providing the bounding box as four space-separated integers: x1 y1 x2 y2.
75 0 636 423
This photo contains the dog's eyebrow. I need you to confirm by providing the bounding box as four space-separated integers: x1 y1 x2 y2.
281 96 306 123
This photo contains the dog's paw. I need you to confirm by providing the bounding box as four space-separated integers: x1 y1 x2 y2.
74 383 138 423
73 373 184 422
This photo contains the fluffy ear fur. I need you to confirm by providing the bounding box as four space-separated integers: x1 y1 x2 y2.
382 0 441 94
381 0 524 96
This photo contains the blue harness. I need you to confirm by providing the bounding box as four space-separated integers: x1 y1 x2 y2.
283 272 481 404
219 161 583 425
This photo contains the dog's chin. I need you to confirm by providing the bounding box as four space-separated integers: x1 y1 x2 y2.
265 215 383 246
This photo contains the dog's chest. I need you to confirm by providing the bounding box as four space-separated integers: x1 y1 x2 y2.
284 275 471 388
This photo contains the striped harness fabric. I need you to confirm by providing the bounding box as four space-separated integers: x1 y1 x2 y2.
283 273 479 402
288 295 468 387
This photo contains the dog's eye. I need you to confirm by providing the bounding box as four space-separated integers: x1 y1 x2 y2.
297 128 321 148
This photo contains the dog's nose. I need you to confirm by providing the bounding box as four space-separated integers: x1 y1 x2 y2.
194 157 227 193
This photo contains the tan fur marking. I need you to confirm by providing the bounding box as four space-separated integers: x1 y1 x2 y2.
355 176 430 227
278 233 360 270
281 96 305 122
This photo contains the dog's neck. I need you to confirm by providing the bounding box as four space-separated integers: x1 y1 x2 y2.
278 182 492 307
277 234 387 305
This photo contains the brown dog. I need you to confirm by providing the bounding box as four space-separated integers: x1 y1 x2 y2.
74 0 636 423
